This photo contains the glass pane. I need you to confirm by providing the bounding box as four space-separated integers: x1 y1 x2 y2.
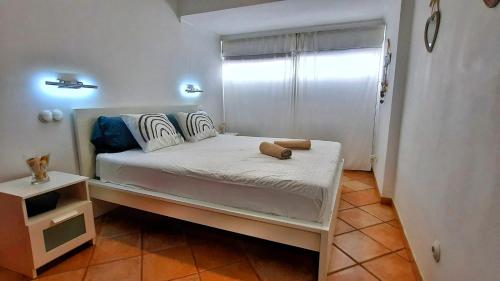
43 214 86 252
298 49 382 80
222 56 295 137
294 48 382 170
223 57 291 82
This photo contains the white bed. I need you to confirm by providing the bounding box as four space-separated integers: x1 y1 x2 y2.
96 134 342 223
73 105 344 281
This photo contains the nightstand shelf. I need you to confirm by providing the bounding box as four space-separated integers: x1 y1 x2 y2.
27 198 88 225
0 171 96 278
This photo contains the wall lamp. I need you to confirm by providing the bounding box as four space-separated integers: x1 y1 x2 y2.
185 84 203 93
45 79 98 89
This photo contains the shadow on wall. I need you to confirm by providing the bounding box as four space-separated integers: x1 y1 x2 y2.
165 0 180 19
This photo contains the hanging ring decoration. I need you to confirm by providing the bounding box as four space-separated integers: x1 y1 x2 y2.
430 0 440 13
483 0 499 8
425 0 441 53
380 38 392 104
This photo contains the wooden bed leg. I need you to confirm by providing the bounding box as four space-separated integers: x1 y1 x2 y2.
318 163 342 280
319 203 338 281
318 230 332 281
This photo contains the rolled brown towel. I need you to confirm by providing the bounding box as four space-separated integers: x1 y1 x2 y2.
274 139 311 150
259 142 292 160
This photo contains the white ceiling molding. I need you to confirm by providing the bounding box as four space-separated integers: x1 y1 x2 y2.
220 19 385 41
181 0 386 36
178 0 282 17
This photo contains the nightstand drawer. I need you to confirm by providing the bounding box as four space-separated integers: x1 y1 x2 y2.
28 201 95 268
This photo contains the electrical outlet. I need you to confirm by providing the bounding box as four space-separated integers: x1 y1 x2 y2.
432 240 441 262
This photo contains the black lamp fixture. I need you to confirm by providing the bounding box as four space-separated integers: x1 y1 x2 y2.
185 84 203 93
45 79 98 89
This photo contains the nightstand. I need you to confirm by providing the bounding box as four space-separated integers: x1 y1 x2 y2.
0 171 96 278
223 132 239 136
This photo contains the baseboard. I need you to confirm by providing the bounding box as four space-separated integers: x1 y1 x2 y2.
365 175 423 280
380 196 393 205
391 202 424 281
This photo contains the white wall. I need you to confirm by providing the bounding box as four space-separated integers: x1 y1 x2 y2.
372 0 414 198
372 0 402 194
0 0 223 182
394 1 500 280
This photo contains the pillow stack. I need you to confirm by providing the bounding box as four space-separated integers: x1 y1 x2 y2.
91 110 218 154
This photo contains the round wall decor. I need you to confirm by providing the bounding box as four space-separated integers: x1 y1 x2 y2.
425 11 441 53
483 0 499 8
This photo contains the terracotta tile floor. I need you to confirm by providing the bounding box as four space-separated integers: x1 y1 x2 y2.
0 171 420 281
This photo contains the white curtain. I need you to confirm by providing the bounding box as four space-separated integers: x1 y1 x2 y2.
222 26 383 170
223 55 295 137
294 48 381 170
223 34 296 137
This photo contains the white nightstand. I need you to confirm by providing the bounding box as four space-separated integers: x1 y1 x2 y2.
223 132 239 136
0 171 96 278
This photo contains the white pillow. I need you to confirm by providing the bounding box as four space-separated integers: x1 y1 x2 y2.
121 113 184 152
175 111 218 142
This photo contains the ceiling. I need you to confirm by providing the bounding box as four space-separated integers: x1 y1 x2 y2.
181 0 387 36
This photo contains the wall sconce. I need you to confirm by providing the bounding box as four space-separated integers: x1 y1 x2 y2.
45 79 98 89
185 84 203 93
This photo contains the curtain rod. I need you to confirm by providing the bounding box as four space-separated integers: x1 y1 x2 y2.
220 19 385 41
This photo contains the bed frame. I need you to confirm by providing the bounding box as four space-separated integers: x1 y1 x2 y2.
73 105 343 281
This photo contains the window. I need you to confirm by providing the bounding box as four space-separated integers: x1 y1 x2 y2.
221 26 384 170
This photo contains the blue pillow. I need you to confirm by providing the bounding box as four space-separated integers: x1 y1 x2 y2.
91 116 139 153
167 113 186 140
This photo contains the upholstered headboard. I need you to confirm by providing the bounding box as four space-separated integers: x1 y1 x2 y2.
73 104 199 178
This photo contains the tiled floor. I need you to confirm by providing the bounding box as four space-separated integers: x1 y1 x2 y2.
0 171 420 281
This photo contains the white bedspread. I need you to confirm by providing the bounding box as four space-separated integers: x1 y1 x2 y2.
97 135 342 220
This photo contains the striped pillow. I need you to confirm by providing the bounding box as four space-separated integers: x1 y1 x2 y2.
121 113 184 152
175 111 218 142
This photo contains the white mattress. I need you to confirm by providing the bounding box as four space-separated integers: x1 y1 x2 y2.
96 135 342 223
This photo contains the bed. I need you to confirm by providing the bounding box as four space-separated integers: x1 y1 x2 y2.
73 105 344 281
